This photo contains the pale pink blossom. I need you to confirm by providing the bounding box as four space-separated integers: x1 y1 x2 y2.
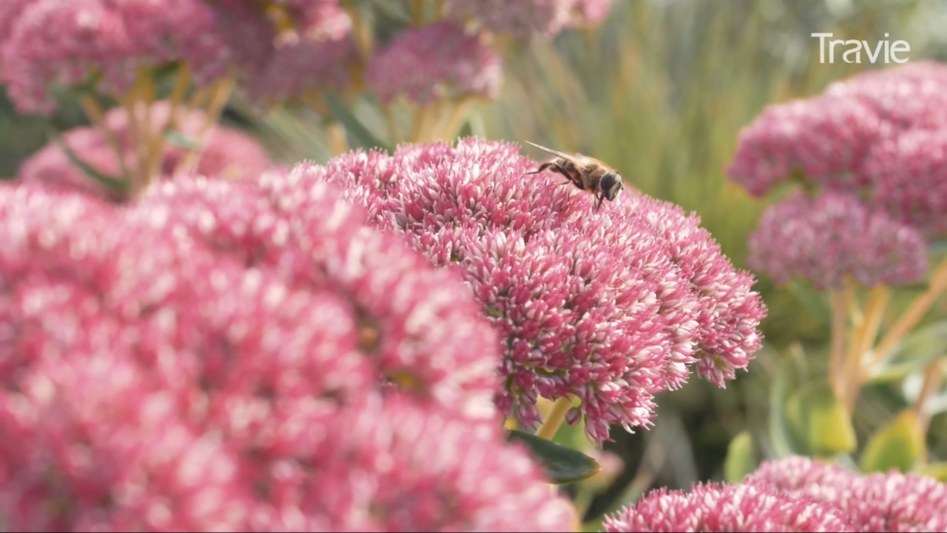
748 191 928 289
446 0 613 38
602 482 850 532
0 177 564 531
366 21 502 105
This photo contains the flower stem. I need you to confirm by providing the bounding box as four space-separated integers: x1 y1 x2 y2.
872 257 947 367
828 288 848 400
842 284 889 413
914 359 944 435
536 396 573 440
81 95 130 180
175 75 235 178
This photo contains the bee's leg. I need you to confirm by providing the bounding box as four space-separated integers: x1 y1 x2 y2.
523 162 557 176
595 193 606 211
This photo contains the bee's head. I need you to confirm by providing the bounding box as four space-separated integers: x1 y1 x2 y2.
601 172 623 201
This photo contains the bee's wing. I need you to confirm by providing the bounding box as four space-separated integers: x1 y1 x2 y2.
522 140 576 160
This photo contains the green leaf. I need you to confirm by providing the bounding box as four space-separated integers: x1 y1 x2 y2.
914 461 947 482
51 129 131 197
859 410 924 473
784 381 856 456
868 321 947 384
324 93 392 152
768 349 808 456
507 429 601 484
724 430 757 483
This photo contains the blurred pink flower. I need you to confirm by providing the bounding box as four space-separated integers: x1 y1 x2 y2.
310 396 576 531
729 61 947 244
133 169 501 420
311 137 765 443
0 0 358 112
747 191 928 290
0 0 230 113
748 456 947 532
727 95 885 197
601 482 850 532
0 177 568 530
865 127 947 237
366 21 502 106
17 100 272 198
445 0 612 38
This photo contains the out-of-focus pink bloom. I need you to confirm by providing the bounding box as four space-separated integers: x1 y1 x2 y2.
825 60 947 130
133 171 501 420
0 0 358 112
366 21 502 105
309 396 577 532
601 482 851 532
0 178 567 531
445 0 611 38
727 96 885 197
729 61 947 237
747 191 928 290
17 101 272 198
748 456 947 532
244 33 356 104
311 137 765 443
233 0 357 104
0 0 230 114
865 128 947 237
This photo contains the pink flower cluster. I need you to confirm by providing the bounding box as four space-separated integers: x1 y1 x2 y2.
365 21 502 105
308 137 766 443
0 172 576 530
729 61 947 288
0 0 357 113
603 456 947 532
17 100 272 198
445 0 613 38
748 191 928 289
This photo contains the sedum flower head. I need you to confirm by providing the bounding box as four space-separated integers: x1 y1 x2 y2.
366 21 502 106
730 61 947 247
445 0 613 39
864 127 947 237
16 101 272 198
0 0 231 114
747 456 947 532
308 137 765 443
0 177 571 531
133 169 501 420
747 191 928 290
601 481 850 532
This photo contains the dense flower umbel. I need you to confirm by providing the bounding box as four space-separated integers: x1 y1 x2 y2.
17 101 272 198
601 482 850 532
728 61 947 237
0 0 357 112
603 456 947 532
0 180 574 531
747 456 947 532
748 191 928 290
308 137 765 443
445 0 613 39
0 0 230 113
365 21 502 106
132 170 500 420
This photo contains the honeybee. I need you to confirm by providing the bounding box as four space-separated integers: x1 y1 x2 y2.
522 141 624 211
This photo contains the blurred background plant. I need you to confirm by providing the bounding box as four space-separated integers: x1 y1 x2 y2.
2 0 947 531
